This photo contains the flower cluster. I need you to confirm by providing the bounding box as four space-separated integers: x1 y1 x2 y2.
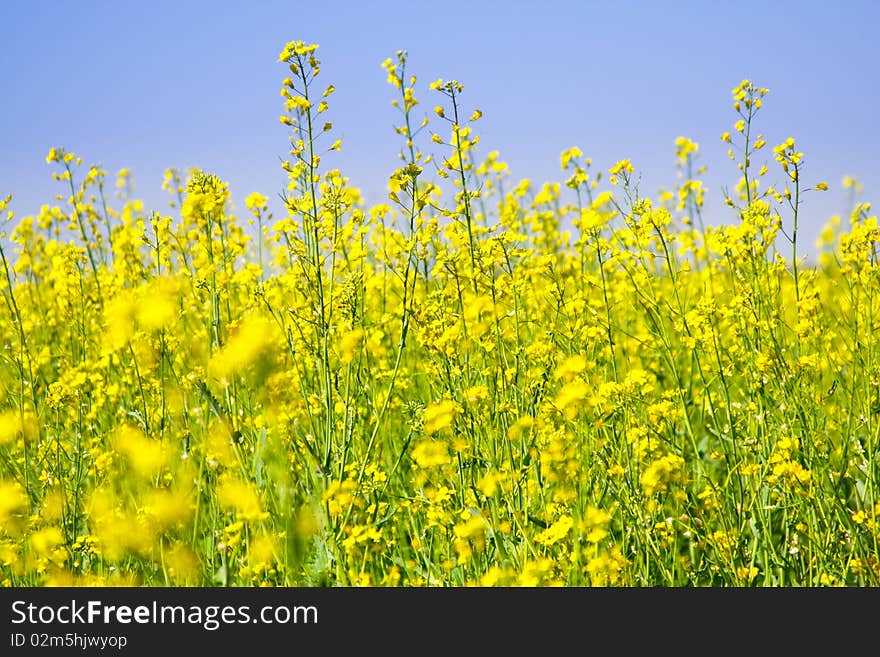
0 49 876 589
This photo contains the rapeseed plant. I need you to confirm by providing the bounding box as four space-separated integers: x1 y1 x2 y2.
0 44 877 588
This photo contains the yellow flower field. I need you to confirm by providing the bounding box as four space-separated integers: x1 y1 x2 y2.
0 41 877 586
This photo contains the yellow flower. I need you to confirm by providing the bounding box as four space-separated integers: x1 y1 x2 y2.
454 513 488 540
554 355 587 380
581 506 611 544
0 480 28 536
30 526 64 557
609 159 634 176
411 440 450 468
103 292 137 352
245 192 268 210
0 411 22 446
554 379 589 412
216 477 266 522
209 315 276 382
737 566 760 583
560 146 583 171
136 277 179 332
422 399 458 435
476 472 503 497
464 385 489 404
143 489 193 530
640 454 687 496
113 425 168 478
535 515 573 547
339 327 365 364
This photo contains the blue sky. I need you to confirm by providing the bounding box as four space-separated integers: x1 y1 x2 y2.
2 0 878 252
